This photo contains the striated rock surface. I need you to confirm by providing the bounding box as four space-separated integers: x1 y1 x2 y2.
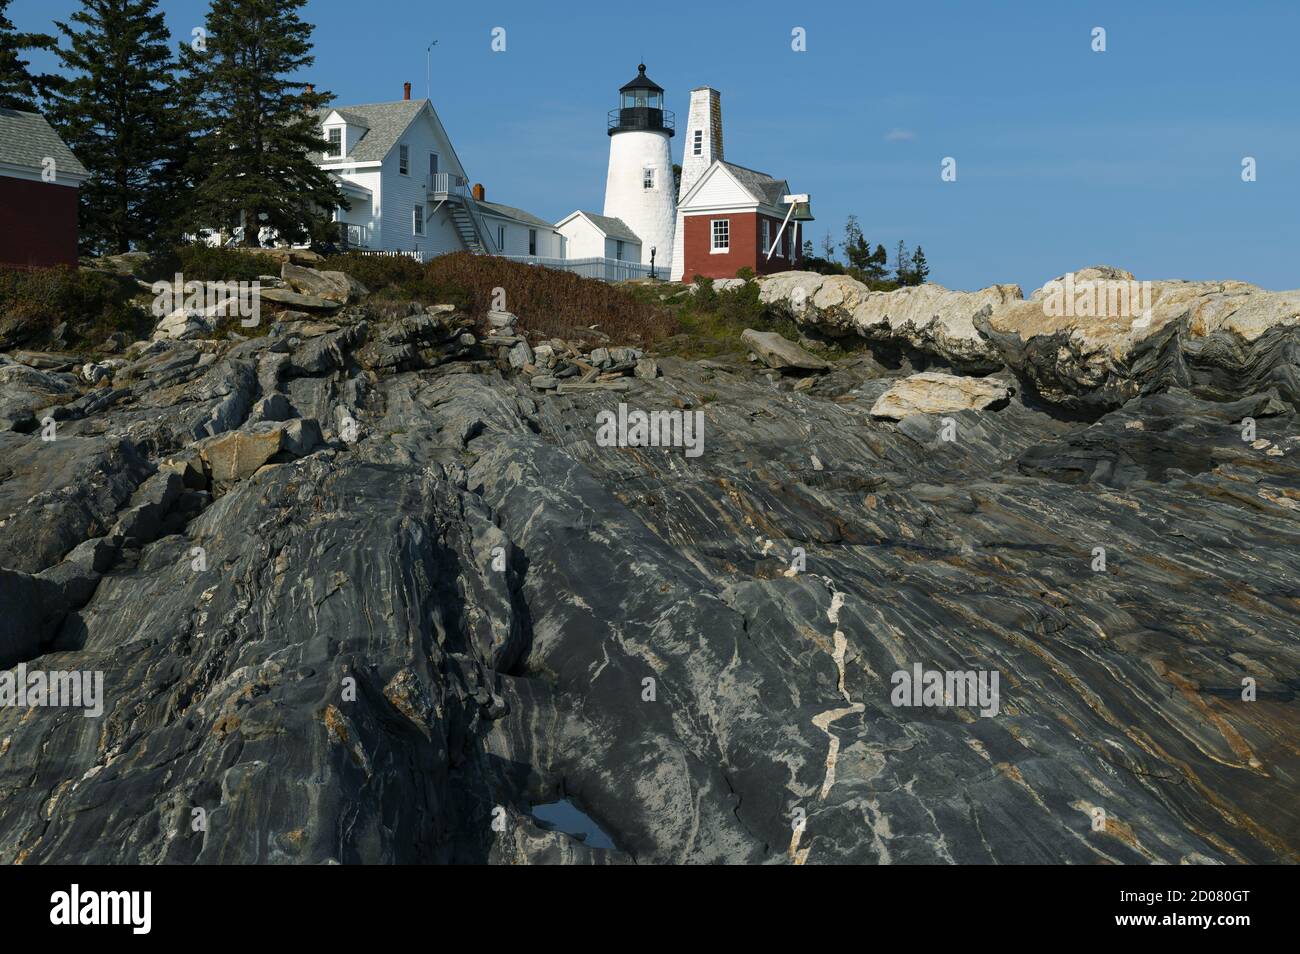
0 298 1296 866
761 268 1300 415
981 271 1300 413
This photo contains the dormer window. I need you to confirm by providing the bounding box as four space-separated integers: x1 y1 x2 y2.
326 127 342 158
399 144 409 175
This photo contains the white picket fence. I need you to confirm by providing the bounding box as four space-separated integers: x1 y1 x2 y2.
504 255 665 282
346 250 666 282
352 249 431 264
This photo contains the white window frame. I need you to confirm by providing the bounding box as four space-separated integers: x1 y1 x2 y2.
693 129 702 156
399 144 410 176
761 219 770 253
497 224 505 250
413 204 425 236
615 239 624 260
326 126 342 158
528 228 537 255
643 167 655 190
710 218 729 253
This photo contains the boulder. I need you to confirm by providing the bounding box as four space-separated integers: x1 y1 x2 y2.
249 393 294 423
869 371 1012 420
259 287 344 312
740 329 831 372
281 263 367 304
761 272 1020 372
507 340 534 370
980 270 1300 411
196 419 321 486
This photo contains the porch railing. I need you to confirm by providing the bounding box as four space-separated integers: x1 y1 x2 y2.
336 222 370 250
429 172 469 197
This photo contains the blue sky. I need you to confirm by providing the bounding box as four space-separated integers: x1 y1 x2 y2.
14 0 1300 291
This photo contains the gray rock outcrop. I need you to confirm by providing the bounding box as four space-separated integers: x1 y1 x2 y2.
0 279 1295 866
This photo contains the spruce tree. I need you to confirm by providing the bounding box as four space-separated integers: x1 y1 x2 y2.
0 0 56 110
49 0 188 254
910 245 930 284
895 240 911 285
180 0 343 247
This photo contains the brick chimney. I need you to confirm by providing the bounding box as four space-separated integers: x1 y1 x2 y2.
305 83 314 94
403 81 411 101
471 183 485 201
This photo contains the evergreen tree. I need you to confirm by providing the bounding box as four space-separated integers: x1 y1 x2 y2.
895 240 911 285
180 0 343 247
910 245 930 284
802 238 814 259
48 0 188 254
0 0 56 110
819 232 836 261
862 243 889 283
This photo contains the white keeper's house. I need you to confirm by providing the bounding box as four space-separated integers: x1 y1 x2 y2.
313 82 563 261
294 68 811 284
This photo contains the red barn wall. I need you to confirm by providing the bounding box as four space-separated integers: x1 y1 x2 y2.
0 176 80 267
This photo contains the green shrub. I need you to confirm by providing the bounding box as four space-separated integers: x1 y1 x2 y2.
691 275 717 310
141 245 282 284
320 252 425 292
716 275 766 327
319 252 468 308
0 265 147 349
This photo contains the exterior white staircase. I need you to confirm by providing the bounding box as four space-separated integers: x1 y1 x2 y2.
430 173 496 254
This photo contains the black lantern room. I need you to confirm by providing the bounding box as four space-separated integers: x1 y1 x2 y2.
608 64 675 137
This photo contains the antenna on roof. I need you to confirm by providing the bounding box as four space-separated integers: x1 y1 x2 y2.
426 40 438 100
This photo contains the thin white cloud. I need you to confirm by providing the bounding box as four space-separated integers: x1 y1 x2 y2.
884 129 915 143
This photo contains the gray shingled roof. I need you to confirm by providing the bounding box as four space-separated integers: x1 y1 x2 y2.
314 100 426 163
721 161 787 207
577 212 640 243
478 200 554 230
0 108 88 177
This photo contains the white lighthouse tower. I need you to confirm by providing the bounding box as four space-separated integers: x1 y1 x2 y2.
603 64 676 276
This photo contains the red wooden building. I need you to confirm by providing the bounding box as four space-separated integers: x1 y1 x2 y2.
0 108 89 267
676 160 812 282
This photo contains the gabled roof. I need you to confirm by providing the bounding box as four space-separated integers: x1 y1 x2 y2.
0 108 89 177
327 109 371 129
719 161 788 206
312 99 426 163
678 159 790 211
556 210 641 244
477 199 554 230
